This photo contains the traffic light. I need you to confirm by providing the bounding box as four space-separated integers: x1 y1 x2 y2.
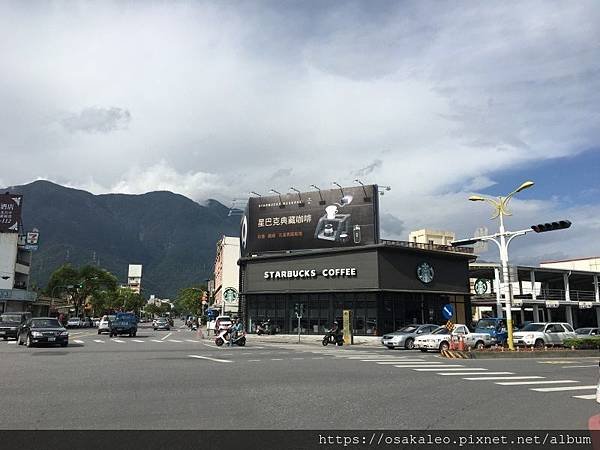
531 220 571 233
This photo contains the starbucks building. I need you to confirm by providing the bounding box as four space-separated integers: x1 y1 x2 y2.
238 185 475 336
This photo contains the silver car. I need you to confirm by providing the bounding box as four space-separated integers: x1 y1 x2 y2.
381 324 439 350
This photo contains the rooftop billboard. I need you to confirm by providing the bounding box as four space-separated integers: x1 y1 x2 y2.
0 193 23 233
240 185 379 256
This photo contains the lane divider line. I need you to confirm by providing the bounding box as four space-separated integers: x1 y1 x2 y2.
531 385 596 392
187 355 232 363
161 332 172 341
495 380 579 386
463 376 544 381
438 372 514 376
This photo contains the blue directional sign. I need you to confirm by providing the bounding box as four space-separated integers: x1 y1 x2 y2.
442 304 454 320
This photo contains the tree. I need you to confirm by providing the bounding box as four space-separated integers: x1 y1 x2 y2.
176 286 205 317
46 264 118 316
116 287 145 314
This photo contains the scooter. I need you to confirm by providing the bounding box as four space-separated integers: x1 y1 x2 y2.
322 331 344 346
215 329 246 347
256 321 276 335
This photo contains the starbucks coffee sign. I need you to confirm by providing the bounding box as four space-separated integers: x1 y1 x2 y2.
263 267 358 280
223 287 238 303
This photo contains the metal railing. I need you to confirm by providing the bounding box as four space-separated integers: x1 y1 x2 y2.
381 239 474 254
473 288 597 302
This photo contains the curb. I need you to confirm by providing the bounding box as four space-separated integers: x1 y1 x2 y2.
446 349 600 359
441 349 474 359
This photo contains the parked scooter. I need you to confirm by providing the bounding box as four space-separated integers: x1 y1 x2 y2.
256 320 276 336
322 331 344 346
215 328 246 347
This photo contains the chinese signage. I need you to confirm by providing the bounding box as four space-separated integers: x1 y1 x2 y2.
240 184 379 256
0 194 23 233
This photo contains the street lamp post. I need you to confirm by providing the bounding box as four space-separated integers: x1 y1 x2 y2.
457 181 535 351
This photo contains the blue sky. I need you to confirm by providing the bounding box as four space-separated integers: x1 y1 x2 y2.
0 1 599 263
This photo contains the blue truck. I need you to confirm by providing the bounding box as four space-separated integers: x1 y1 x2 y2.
475 318 508 345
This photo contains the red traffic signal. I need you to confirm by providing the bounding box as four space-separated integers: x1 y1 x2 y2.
531 220 571 233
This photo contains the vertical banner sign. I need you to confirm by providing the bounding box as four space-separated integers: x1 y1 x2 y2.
343 309 353 345
240 184 379 256
0 194 23 233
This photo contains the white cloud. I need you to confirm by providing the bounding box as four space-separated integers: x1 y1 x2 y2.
0 1 598 261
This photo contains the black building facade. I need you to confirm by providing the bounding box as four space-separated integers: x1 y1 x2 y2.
239 242 474 336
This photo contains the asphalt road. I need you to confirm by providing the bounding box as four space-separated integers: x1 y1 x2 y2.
0 324 598 429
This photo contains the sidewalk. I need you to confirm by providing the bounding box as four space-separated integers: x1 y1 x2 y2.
200 329 380 347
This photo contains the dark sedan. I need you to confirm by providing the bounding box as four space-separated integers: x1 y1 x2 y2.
17 318 69 348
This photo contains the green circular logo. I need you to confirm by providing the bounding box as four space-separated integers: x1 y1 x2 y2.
474 278 488 295
223 287 238 303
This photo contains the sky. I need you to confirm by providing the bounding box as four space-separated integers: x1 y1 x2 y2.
1 0 599 264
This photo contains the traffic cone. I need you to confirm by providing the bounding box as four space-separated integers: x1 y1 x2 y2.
458 336 465 351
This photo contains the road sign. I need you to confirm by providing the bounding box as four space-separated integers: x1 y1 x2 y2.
442 304 454 320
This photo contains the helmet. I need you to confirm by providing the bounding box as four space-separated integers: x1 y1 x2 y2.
333 321 338 325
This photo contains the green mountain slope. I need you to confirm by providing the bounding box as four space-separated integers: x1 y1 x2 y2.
4 180 240 298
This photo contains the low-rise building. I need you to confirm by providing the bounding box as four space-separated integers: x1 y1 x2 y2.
127 264 143 294
409 229 455 247
213 236 240 315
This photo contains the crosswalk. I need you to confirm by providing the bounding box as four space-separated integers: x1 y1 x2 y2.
318 350 598 403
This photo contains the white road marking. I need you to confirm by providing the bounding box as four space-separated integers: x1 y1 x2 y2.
312 357 325 360
496 380 579 386
185 339 199 343
151 339 162 343
93 340 104 343
562 365 597 369
112 339 125 343
132 339 144 343
573 394 596 400
74 340 85 344
7 341 16 344
531 385 597 392
413 367 484 371
203 343 214 348
438 372 514 376
396 365 463 369
248 359 261 362
271 358 283 361
168 339 183 343
375 361 438 365
292 357 304 360
361 359 425 364
187 355 231 363
463 376 543 381
161 332 172 341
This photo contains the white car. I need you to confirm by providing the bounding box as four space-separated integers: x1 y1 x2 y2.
67 317 83 328
512 322 576 348
414 324 493 352
97 315 116 334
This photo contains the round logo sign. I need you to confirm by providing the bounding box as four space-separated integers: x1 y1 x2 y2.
474 278 488 295
416 262 434 284
240 215 248 251
223 287 238 303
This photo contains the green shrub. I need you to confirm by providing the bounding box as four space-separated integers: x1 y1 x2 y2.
563 337 600 350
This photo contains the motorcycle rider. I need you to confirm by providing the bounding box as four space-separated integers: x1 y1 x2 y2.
327 321 341 341
228 317 243 347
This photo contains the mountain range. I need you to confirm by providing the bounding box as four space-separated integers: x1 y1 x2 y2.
3 180 241 299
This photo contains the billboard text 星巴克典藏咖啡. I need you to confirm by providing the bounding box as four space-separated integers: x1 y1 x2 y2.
0 194 23 233
240 185 379 256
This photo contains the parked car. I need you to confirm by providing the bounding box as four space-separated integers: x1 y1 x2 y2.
154 318 171 331
474 318 508 345
512 322 576 348
575 327 599 336
109 316 138 337
67 317 83 328
82 317 93 328
0 312 32 340
414 324 493 352
98 315 115 334
381 324 438 350
91 317 101 327
17 317 69 347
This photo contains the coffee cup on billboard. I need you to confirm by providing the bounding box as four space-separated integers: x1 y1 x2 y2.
325 205 338 220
